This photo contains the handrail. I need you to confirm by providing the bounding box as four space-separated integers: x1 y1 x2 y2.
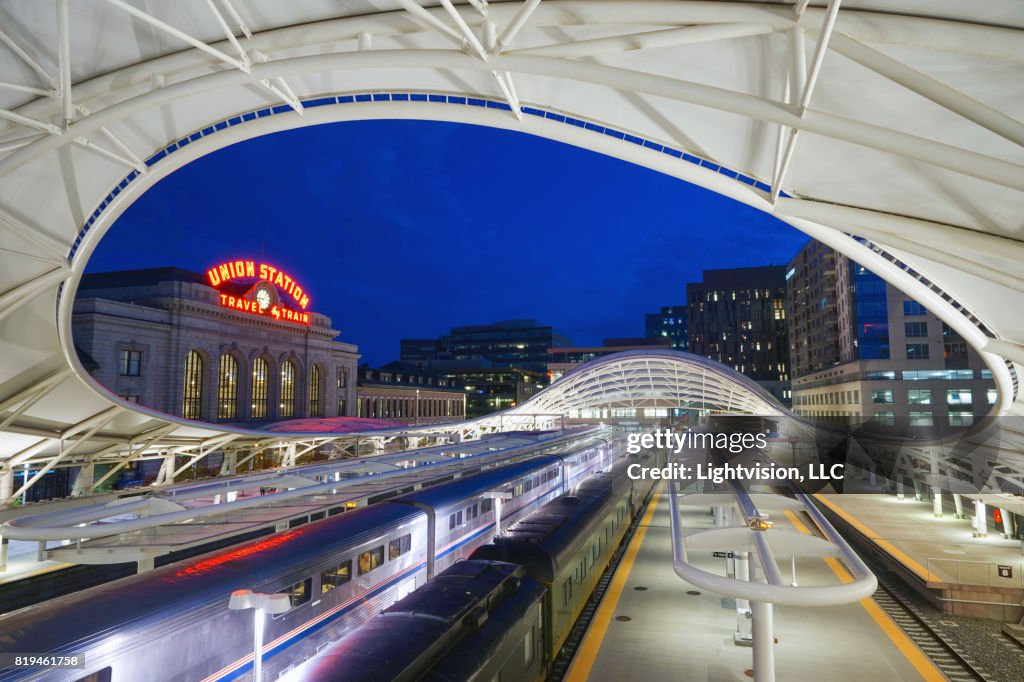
669 480 878 606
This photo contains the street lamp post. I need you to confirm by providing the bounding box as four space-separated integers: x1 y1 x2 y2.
228 589 292 681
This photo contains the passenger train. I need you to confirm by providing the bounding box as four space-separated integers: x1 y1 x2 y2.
0 437 623 682
297 448 663 681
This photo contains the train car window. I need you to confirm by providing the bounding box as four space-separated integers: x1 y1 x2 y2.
457 510 463 525
358 546 384 574
278 577 312 609
524 479 533 492
449 513 457 530
389 534 411 559
321 560 352 593
562 578 572 606
587 544 596 569
74 668 111 682
481 498 493 513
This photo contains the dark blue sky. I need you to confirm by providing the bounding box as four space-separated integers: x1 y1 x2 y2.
86 120 808 366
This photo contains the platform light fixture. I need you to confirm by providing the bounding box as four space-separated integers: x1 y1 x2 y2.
228 589 292 681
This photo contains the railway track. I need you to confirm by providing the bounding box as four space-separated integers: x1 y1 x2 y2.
806 506 999 682
871 575 991 681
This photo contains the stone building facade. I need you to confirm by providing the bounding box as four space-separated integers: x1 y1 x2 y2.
72 267 359 425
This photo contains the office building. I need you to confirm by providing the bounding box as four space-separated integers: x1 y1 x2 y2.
547 337 672 382
686 266 790 405
645 305 688 351
786 241 996 433
401 319 572 372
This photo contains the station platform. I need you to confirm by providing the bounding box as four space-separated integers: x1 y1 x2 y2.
814 493 1024 621
565 483 941 682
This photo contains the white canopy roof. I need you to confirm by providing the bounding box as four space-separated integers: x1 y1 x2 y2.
0 1 1022 499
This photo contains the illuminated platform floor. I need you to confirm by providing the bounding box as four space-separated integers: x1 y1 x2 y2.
565 484 938 682
816 494 1023 588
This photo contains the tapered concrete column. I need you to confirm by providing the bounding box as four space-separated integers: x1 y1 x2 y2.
1000 509 1014 539
973 500 987 538
896 479 904 500
932 488 943 518
953 494 964 519
912 479 922 501
0 468 12 504
71 462 94 497
220 451 236 476
0 536 9 572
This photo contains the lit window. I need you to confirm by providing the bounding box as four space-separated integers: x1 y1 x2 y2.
280 360 296 417
251 357 269 419
182 350 203 420
217 354 238 420
309 365 321 417
321 561 351 594
358 546 385 574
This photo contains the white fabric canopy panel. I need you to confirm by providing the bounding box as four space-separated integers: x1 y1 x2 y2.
0 1 1022 499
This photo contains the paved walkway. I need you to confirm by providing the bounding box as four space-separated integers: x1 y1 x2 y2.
817 494 1024 587
566 484 940 681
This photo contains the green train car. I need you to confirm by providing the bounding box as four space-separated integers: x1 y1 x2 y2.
471 448 663 663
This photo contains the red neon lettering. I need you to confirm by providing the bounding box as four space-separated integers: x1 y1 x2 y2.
208 269 221 287
245 261 255 277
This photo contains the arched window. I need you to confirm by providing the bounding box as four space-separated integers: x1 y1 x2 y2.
251 357 269 419
217 354 238 420
280 360 296 418
182 350 203 420
309 365 321 417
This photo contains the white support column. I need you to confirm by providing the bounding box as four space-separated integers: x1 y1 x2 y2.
751 601 776 682
0 467 12 503
895 479 904 500
0 536 8 572
932 488 942 518
714 505 729 528
71 461 95 497
137 555 155 573
220 450 237 475
734 551 752 645
973 499 987 538
1000 509 1014 539
912 479 922 501
953 493 964 519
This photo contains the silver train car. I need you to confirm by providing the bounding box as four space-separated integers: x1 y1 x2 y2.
295 451 660 682
0 437 619 682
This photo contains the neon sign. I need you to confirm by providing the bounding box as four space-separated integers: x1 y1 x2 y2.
206 259 312 326
207 260 310 309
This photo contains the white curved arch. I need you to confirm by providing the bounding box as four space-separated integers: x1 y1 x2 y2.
0 1 1022 501
509 350 786 417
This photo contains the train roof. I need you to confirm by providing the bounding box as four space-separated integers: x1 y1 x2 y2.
393 455 561 509
300 560 534 681
0 502 421 657
470 459 637 582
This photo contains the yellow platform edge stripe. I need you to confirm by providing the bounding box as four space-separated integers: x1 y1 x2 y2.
564 486 663 682
811 493 931 581
783 509 944 682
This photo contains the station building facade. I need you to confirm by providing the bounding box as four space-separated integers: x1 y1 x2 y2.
73 265 359 425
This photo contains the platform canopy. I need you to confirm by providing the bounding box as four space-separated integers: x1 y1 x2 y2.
0 1 1022 500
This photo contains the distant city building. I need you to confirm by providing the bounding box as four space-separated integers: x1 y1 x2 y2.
73 265 359 425
786 240 996 432
547 337 672 382
645 305 688 351
686 266 790 405
417 359 547 418
400 319 572 373
356 362 465 425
